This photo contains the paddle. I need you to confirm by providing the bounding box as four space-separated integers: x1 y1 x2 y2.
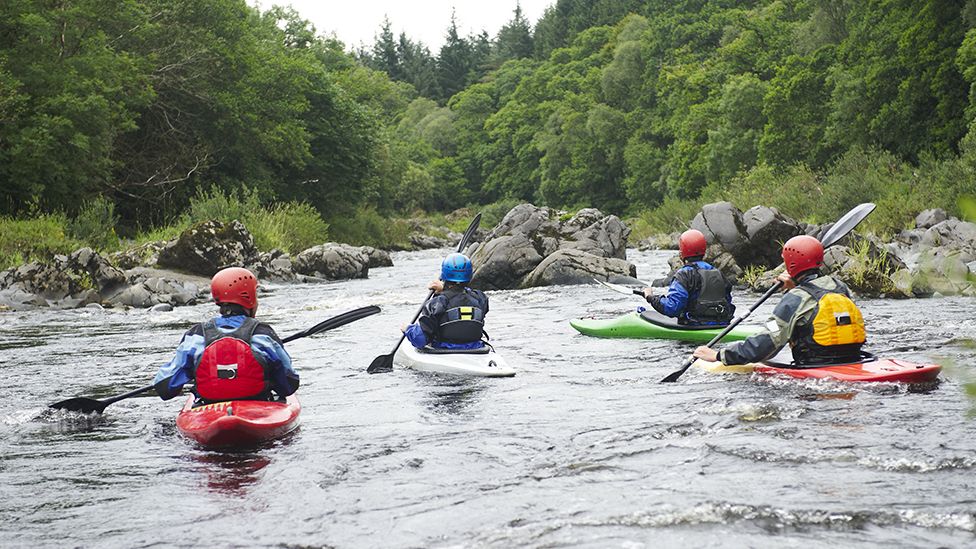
660 202 877 383
367 213 483 374
594 278 648 296
49 305 382 413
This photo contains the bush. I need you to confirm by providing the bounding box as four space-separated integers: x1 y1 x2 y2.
631 195 705 236
250 202 330 254
328 205 413 249
0 214 81 270
185 186 264 225
69 197 120 252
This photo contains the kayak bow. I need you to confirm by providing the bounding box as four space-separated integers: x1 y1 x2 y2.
176 395 301 449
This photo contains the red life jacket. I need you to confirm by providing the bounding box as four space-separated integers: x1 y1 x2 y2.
195 317 269 401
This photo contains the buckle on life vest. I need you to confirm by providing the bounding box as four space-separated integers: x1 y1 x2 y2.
459 306 473 321
217 363 238 379
834 312 851 326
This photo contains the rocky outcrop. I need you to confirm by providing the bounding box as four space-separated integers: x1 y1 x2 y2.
468 204 634 289
362 246 394 268
157 220 259 277
246 249 297 282
293 243 370 280
690 202 803 273
522 249 636 287
0 249 206 310
109 241 166 270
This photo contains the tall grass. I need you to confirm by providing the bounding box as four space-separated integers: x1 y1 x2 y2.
0 214 82 270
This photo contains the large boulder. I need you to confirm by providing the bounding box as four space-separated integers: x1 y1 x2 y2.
105 276 203 308
522 249 636 288
293 243 370 280
247 249 296 282
920 218 976 258
690 202 750 262
915 208 947 229
741 206 803 267
468 204 635 290
362 246 394 268
157 220 259 277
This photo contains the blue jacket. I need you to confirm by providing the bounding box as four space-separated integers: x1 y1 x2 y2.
405 287 489 350
648 261 734 325
153 315 299 400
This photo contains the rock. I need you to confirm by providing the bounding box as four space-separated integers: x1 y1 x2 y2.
84 303 105 310
470 234 544 290
361 246 393 268
69 247 126 293
150 303 174 313
247 249 296 282
109 241 166 270
741 206 803 267
521 249 637 288
690 202 749 261
293 243 370 280
468 204 635 290
920 218 976 256
157 220 259 277
915 208 947 229
409 234 450 249
638 232 680 251
557 209 629 259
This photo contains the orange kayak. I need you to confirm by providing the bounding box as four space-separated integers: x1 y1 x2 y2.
176 395 301 449
695 356 941 383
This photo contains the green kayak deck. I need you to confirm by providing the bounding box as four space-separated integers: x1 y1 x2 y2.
570 311 761 343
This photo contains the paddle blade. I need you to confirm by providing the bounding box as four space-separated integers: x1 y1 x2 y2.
660 356 695 383
458 213 482 252
367 353 394 374
820 202 876 248
49 397 108 414
282 305 381 343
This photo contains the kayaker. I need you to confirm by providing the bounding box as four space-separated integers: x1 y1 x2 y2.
641 229 735 326
402 252 488 350
692 235 866 366
153 267 299 403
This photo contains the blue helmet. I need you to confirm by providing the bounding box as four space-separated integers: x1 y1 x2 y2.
441 253 473 283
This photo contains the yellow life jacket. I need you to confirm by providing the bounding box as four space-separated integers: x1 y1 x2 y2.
792 279 865 363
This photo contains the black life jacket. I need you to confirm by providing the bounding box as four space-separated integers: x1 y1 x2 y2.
791 278 866 364
434 287 486 344
684 265 734 324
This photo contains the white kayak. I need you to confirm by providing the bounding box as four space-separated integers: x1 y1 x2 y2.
394 344 516 377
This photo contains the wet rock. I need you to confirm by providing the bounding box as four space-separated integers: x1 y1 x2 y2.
410 234 451 249
157 220 259 277
150 303 174 313
85 303 105 310
638 232 680 251
920 218 976 257
521 249 637 288
104 276 202 308
468 204 634 290
109 241 166 270
0 248 127 309
293 243 369 280
247 249 296 282
362 246 393 268
915 208 947 229
691 202 750 262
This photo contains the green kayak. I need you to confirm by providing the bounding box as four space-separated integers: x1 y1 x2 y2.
570 309 761 343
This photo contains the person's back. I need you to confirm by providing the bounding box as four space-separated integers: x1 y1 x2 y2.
694 235 866 366
643 229 734 326
404 253 488 350
153 267 299 403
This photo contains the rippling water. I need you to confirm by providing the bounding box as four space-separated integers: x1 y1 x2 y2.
1 249 975 548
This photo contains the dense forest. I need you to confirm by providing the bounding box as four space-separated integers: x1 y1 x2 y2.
2 0 976 256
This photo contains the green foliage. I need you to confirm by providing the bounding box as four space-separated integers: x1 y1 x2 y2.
0 214 81 270
327 206 413 249
841 238 896 295
633 196 706 235
68 197 120 252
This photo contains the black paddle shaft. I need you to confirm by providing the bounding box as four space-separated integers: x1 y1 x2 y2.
367 213 483 374
659 202 876 383
49 306 382 413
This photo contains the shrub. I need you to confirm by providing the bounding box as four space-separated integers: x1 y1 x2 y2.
0 214 81 270
328 205 413 249
68 197 120 252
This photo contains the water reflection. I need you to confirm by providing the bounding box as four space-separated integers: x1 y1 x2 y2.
417 375 488 416
192 451 272 497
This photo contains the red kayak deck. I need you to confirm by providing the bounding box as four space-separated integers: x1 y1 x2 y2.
755 358 942 383
176 395 301 449
695 357 942 383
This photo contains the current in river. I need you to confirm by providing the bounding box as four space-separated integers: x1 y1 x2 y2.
1 249 975 548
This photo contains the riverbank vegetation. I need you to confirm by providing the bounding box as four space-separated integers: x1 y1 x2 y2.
2 1 976 266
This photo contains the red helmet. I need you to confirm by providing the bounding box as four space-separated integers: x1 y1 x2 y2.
678 229 708 259
782 235 824 278
211 267 258 310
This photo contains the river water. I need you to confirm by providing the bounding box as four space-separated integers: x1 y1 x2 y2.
1 248 974 548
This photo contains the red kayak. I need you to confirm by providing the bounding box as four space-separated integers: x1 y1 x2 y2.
176 395 301 449
696 353 941 383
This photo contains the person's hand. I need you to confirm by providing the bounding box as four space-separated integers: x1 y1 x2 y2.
401 324 409 333
642 287 655 299
776 272 796 291
692 346 719 362
429 280 445 293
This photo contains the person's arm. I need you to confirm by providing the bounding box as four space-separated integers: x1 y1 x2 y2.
252 326 299 397
716 287 812 365
153 328 204 400
403 295 446 348
649 271 690 317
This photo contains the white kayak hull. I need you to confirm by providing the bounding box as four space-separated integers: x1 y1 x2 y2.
394 345 516 377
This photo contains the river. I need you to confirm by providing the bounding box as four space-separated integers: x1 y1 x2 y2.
1 248 974 548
